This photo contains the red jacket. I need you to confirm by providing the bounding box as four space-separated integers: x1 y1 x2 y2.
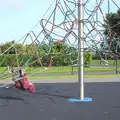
15 73 36 93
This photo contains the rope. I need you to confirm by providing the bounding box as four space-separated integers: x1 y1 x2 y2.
0 0 120 82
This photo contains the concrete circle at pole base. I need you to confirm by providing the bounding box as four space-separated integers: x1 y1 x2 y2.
68 97 92 102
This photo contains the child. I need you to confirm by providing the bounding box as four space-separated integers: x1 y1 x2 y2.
15 69 36 93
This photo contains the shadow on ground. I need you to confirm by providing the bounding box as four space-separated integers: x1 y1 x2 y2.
0 82 120 120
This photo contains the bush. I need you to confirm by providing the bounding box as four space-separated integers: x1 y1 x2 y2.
0 52 92 67
84 52 92 67
0 54 33 67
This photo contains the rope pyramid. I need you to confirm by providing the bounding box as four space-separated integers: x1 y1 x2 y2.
0 0 120 80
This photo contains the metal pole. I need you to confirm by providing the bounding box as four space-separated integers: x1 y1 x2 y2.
78 0 84 100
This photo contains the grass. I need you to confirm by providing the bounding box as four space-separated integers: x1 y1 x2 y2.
27 59 120 73
1 66 114 74
0 65 119 75
91 60 120 66
0 72 120 81
0 59 120 81
28 66 119 74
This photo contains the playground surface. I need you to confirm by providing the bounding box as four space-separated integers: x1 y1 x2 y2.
0 77 120 120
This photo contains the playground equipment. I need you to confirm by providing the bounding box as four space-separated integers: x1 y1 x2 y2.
0 0 120 100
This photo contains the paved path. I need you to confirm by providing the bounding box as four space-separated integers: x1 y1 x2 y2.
0 76 120 84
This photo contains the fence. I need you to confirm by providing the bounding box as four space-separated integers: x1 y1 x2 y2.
28 62 120 75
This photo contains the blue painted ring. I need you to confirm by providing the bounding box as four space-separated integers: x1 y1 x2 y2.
68 97 92 102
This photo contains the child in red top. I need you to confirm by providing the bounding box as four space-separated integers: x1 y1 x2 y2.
15 69 36 93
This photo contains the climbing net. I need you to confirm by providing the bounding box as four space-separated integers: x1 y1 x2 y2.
0 0 120 83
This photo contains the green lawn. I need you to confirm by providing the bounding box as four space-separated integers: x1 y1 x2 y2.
0 59 119 81
1 73 120 81
0 60 120 76
28 66 117 74
91 60 120 66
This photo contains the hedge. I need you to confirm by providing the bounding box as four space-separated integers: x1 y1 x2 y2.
0 52 92 67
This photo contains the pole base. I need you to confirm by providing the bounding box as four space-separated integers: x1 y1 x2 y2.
68 97 92 102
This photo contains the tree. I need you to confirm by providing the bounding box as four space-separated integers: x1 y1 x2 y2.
103 9 120 54
0 41 23 54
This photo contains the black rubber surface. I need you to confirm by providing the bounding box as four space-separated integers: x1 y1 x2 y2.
0 82 120 120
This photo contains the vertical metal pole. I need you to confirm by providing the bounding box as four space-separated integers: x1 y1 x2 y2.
78 0 84 100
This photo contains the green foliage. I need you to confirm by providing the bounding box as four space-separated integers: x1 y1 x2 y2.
0 40 92 67
0 51 93 67
84 51 92 67
53 54 66 66
102 9 120 53
104 10 120 35
0 40 23 54
0 54 32 67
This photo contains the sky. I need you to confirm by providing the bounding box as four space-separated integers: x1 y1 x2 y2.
0 0 52 44
0 0 120 44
